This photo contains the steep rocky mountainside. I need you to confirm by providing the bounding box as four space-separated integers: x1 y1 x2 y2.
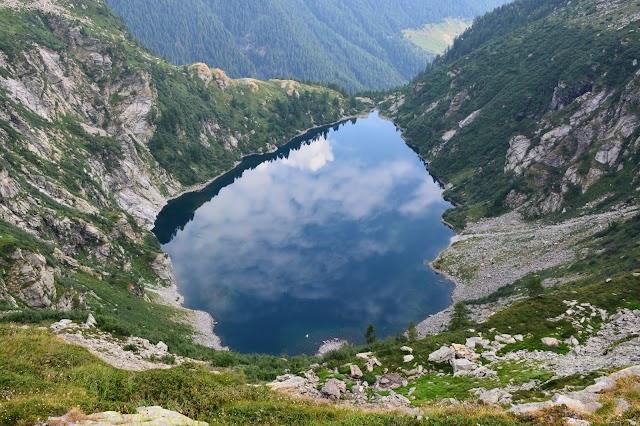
0 0 361 325
385 0 640 229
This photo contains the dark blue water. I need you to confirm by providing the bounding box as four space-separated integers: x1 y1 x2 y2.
153 111 454 355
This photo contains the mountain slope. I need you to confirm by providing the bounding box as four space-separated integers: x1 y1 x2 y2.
384 0 640 229
104 0 511 92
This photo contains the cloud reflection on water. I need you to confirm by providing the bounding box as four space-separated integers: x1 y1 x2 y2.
162 112 454 354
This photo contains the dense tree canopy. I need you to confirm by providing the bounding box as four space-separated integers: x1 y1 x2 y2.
105 0 510 92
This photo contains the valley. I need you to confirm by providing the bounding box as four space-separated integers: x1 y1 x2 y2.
0 0 638 425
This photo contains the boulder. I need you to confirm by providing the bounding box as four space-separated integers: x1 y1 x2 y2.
403 354 415 363
376 373 405 390
350 364 363 379
479 389 512 405
615 398 631 415
584 376 616 393
156 341 168 353
451 358 476 375
428 346 454 363
322 379 346 399
400 346 413 353
150 253 174 282
356 352 372 360
541 337 562 347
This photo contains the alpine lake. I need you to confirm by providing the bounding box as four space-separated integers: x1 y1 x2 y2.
153 111 455 355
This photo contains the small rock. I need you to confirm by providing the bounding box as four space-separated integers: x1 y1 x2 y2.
615 398 631 415
84 313 97 329
350 364 363 379
400 346 413 353
356 352 372 360
403 354 415 363
541 337 561 347
564 418 591 426
321 379 346 399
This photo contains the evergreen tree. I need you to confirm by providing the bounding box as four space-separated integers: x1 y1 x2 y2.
525 276 544 298
407 321 418 342
365 323 376 344
448 302 472 331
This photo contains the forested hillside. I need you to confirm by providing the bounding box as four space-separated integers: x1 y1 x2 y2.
105 0 510 92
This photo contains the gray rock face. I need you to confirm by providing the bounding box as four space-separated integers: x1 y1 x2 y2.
5 249 57 308
504 135 531 174
428 346 455 363
150 253 174 282
0 170 20 200
595 140 623 166
322 378 346 399
0 278 18 307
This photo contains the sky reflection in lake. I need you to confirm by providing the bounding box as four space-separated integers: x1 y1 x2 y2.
156 111 454 354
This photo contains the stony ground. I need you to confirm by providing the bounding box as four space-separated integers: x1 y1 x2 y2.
267 300 640 422
416 205 640 336
50 317 204 372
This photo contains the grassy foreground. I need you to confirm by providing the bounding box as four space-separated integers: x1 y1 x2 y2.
0 324 527 426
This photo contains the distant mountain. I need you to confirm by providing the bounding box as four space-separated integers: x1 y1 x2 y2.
104 0 511 92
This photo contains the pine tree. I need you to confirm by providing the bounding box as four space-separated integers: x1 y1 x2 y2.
365 323 376 344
